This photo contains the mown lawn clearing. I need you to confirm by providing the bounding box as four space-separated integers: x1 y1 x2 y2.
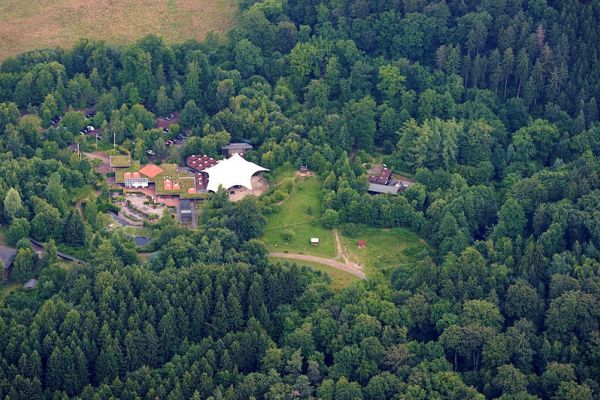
263 172 336 257
341 225 429 274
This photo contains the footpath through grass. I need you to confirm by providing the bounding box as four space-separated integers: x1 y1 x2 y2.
263 170 336 258
341 225 429 274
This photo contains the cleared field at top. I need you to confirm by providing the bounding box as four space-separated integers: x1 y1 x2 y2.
0 0 238 60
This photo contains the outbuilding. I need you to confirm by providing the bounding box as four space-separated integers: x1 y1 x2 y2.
221 143 253 157
310 238 320 246
24 278 38 290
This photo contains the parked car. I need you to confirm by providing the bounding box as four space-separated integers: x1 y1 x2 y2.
146 150 155 156
168 113 174 120
87 126 94 131
163 127 169 133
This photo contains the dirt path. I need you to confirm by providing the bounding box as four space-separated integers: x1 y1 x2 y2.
334 229 352 265
270 252 366 279
271 229 366 279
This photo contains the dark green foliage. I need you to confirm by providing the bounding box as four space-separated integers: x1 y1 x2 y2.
11 246 36 283
0 0 599 398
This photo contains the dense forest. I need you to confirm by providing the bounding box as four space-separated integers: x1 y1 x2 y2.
1 0 600 398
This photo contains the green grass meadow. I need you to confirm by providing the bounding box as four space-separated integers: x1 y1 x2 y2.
263 171 336 257
341 225 429 274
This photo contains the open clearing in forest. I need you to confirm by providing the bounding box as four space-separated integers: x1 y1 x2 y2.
341 225 430 275
262 168 429 288
263 170 336 258
0 0 238 60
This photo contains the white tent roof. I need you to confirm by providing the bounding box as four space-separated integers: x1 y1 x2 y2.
202 153 269 192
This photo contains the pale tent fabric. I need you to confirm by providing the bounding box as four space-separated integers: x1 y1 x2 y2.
202 153 269 192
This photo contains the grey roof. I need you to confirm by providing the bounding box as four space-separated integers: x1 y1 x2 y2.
0 245 17 269
368 183 400 195
222 143 253 150
180 200 192 210
24 278 38 289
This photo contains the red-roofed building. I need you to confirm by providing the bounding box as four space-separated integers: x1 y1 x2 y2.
368 166 392 185
162 179 181 191
139 163 164 179
195 173 209 192
186 154 218 172
357 240 367 248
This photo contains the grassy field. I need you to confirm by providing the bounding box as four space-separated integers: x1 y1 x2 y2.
0 0 238 60
263 171 336 258
110 155 131 168
271 257 359 291
341 226 429 274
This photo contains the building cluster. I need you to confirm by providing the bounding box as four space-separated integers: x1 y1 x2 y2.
186 144 268 194
115 143 268 199
367 166 411 195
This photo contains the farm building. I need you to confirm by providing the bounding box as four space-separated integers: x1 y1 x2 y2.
310 238 319 246
221 143 253 157
201 153 268 192
368 183 401 195
368 166 392 185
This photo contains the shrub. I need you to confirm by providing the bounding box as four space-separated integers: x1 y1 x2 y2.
281 229 294 242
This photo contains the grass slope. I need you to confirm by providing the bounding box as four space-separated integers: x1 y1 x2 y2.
271 257 359 291
0 0 238 60
341 226 429 274
263 171 336 257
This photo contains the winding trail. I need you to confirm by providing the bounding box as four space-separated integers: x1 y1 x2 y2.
271 229 366 279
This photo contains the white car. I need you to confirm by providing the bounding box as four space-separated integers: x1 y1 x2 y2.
87 126 95 131
146 150 155 156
